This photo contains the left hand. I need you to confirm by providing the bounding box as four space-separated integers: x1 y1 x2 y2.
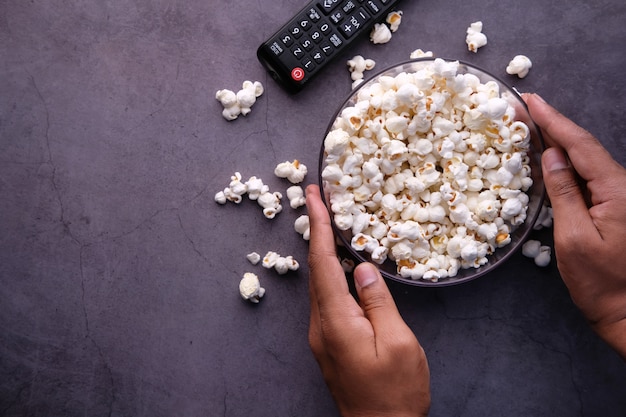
306 184 431 417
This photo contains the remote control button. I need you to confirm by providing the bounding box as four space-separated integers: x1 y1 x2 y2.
291 45 306 59
310 30 323 43
291 67 305 81
365 0 382 14
311 50 325 64
355 7 371 22
280 33 294 47
338 7 370 38
342 0 357 14
301 36 315 51
318 21 332 35
290 26 304 38
320 42 334 55
329 11 344 25
298 18 312 31
318 0 341 14
329 33 343 47
306 7 321 22
302 58 315 71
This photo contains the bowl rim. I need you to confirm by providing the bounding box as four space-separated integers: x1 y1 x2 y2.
318 57 546 287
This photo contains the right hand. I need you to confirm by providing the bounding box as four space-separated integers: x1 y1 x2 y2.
525 93 626 359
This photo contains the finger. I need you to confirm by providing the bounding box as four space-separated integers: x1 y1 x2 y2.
524 93 617 182
542 147 600 240
306 185 349 299
353 262 408 339
306 185 363 349
306 185 352 302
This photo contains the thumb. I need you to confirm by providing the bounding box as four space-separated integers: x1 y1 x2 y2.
542 147 595 234
353 263 405 334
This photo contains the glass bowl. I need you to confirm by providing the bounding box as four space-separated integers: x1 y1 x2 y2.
319 58 545 287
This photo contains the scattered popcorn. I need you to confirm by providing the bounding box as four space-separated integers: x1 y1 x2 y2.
386 11 403 32
522 239 551 267
214 190 227 204
370 23 393 44
533 203 553 230
466 21 487 53
522 239 541 258
216 81 264 121
286 185 306 209
245 176 269 201
534 245 552 267
506 55 533 79
238 81 264 115
321 58 535 282
246 252 261 265
262 251 300 274
410 49 434 59
239 272 265 303
215 172 249 204
340 257 356 273
214 172 284 219
257 191 283 219
348 55 376 88
215 89 240 121
348 55 376 81
274 160 308 184
294 215 311 240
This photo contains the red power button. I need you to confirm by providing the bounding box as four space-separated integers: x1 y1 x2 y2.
291 67 305 81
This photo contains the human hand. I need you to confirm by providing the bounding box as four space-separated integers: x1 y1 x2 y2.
305 184 431 417
525 94 626 359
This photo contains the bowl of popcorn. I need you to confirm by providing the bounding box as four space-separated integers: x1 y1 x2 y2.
319 58 545 286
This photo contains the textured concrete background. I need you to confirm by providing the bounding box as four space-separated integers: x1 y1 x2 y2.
1 0 625 416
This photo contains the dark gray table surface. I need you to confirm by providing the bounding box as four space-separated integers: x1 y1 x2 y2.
2 0 625 416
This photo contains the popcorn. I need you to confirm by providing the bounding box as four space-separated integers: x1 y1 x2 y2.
237 81 264 115
410 49 434 59
286 185 306 209
246 252 261 265
257 191 283 219
534 246 551 267
245 176 269 200
216 81 264 121
274 159 308 184
347 55 376 82
533 203 553 230
466 21 487 53
274 255 300 275
386 11 403 32
321 58 534 282
239 272 265 303
340 257 356 273
262 250 281 268
214 172 287 220
370 23 392 44
215 172 248 204
506 55 533 79
294 215 311 241
214 190 227 204
215 89 240 121
262 251 300 274
522 240 551 267
522 239 541 258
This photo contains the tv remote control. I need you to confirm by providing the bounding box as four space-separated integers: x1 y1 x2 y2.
257 0 402 93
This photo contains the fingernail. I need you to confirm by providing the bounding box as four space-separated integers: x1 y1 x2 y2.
355 263 379 289
543 147 569 172
533 93 546 104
